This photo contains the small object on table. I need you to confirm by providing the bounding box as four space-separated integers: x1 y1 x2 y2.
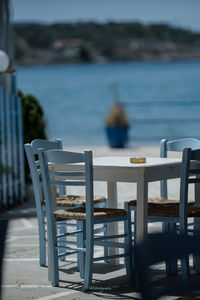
130 157 146 164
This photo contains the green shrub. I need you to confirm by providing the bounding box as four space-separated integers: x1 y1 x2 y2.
18 90 47 181
18 90 47 143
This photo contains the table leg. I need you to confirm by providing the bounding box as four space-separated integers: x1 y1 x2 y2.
136 174 148 243
107 181 119 264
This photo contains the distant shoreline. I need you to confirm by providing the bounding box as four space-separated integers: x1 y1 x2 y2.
14 22 200 66
16 58 200 68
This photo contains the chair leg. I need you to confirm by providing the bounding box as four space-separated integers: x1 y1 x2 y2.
103 198 109 262
163 222 178 276
77 221 85 279
193 254 200 274
124 203 135 243
181 255 190 280
48 221 59 286
94 199 109 262
38 214 46 267
104 223 109 262
84 223 93 290
165 222 190 280
39 223 46 267
50 252 59 286
124 202 133 283
77 221 80 272
163 222 171 275
133 209 136 243
58 221 67 261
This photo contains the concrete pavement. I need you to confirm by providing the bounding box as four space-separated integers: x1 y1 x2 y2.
0 187 138 300
1 145 200 299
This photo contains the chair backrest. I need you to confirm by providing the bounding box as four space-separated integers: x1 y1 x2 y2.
134 232 200 300
160 138 200 198
179 147 200 233
38 149 94 231
24 139 63 219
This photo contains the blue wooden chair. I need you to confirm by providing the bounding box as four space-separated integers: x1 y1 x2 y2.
126 138 200 276
24 139 107 267
130 146 200 280
38 148 133 290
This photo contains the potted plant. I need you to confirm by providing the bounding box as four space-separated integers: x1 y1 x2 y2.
104 101 130 148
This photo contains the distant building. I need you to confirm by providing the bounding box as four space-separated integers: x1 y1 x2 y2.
52 39 82 58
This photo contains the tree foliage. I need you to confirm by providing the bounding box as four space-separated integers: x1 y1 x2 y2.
18 90 47 144
14 22 200 64
18 90 47 181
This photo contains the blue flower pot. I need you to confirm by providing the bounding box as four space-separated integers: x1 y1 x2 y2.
105 126 129 148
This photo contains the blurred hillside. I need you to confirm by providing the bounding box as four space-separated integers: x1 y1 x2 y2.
14 22 200 65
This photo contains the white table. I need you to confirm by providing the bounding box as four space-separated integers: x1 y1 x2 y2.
92 156 183 243
58 156 184 242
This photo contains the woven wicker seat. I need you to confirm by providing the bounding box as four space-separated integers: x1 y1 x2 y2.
129 198 196 218
54 207 126 221
129 197 195 208
42 195 106 207
148 205 200 218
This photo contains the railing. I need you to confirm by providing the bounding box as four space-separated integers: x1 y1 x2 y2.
0 71 25 207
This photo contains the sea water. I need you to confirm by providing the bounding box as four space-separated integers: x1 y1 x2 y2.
17 61 200 146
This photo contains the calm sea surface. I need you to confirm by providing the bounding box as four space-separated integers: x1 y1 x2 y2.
17 61 200 146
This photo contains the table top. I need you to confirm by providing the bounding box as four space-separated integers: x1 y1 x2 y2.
93 156 182 169
50 156 183 182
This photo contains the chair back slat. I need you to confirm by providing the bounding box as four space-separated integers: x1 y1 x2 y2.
189 169 200 175
45 149 85 164
35 160 40 168
31 139 62 155
50 179 86 186
166 138 200 152
35 160 42 176
188 178 200 184
48 170 85 178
